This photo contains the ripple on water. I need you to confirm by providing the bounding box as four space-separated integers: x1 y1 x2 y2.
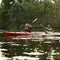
0 40 60 60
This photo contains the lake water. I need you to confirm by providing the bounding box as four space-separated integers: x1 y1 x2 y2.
0 37 60 60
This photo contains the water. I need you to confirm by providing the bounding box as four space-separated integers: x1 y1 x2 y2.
0 38 60 60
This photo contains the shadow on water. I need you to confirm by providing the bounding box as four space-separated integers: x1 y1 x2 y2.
0 34 60 60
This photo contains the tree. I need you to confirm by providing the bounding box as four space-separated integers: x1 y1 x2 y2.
0 0 60 31
8 3 28 31
0 0 15 30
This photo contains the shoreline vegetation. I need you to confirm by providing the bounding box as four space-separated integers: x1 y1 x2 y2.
0 0 60 31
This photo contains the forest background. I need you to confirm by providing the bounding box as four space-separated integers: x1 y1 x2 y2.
0 0 60 32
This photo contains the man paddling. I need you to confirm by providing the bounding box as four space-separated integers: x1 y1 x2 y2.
24 23 32 32
44 24 55 40
45 24 54 34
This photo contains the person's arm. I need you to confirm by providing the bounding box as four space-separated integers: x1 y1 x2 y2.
27 23 32 28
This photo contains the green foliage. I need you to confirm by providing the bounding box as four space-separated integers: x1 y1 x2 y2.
2 0 15 9
8 3 27 31
0 0 15 30
0 0 60 31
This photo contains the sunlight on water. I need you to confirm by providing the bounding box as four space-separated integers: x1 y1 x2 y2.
0 38 60 60
0 49 10 60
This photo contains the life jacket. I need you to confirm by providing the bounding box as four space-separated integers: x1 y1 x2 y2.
45 27 53 32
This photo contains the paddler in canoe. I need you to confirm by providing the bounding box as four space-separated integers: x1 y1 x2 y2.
23 23 32 45
40 24 54 39
23 18 38 32
40 24 54 33
45 24 54 34
24 23 32 32
44 24 54 39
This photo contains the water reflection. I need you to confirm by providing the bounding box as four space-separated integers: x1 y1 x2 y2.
0 39 60 60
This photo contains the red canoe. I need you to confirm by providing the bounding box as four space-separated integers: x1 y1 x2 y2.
3 32 32 39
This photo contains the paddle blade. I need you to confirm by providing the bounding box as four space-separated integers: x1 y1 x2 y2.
32 18 38 23
40 24 45 28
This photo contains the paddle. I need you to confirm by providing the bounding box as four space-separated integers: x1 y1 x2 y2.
32 18 38 24
32 18 45 28
32 18 46 29
32 18 47 29
40 24 46 29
